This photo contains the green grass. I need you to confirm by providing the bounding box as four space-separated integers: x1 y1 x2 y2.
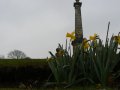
0 59 48 68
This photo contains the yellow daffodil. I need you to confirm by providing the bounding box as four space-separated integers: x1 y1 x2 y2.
118 36 120 45
117 36 120 45
89 33 98 41
113 36 120 45
84 43 90 49
83 38 87 44
83 38 90 49
66 32 75 41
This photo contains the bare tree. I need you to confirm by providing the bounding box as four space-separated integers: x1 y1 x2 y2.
8 50 27 59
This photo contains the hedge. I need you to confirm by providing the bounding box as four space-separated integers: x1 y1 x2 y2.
0 59 52 87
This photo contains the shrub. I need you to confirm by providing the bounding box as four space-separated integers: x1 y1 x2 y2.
0 59 51 87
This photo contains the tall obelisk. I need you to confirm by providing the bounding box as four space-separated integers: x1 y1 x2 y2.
73 0 83 45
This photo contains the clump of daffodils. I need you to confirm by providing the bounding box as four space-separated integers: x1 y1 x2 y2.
66 31 99 49
48 30 120 87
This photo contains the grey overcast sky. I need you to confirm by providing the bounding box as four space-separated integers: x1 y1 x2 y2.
0 0 120 58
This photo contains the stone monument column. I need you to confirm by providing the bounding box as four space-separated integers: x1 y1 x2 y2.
73 0 83 45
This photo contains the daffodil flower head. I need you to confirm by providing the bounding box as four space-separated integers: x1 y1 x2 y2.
83 38 87 43
113 35 120 45
84 43 90 49
89 33 98 41
83 38 90 49
118 36 120 45
66 31 75 41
